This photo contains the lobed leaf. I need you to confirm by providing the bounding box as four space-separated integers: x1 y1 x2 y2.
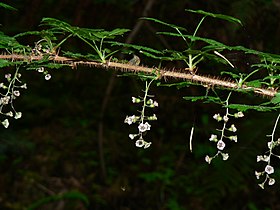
226 104 279 112
183 96 221 104
186 9 242 25
140 17 187 31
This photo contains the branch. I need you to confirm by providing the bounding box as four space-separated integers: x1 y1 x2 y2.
0 53 277 97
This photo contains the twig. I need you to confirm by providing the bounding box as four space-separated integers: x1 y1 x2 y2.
0 53 277 97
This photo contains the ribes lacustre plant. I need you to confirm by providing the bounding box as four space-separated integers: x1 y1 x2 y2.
1 4 280 188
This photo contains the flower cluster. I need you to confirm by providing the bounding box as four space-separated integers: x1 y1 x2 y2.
124 81 158 149
0 69 26 128
255 114 280 189
205 111 244 164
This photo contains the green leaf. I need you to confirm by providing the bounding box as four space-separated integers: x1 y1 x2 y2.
245 80 263 88
108 41 172 60
0 2 17 11
183 96 221 104
186 9 242 25
14 30 57 41
271 92 280 105
226 104 278 112
62 51 100 60
92 28 130 39
251 63 280 70
41 18 129 41
158 32 228 49
0 32 26 50
0 59 14 67
140 17 187 31
220 71 240 79
263 75 280 81
41 17 74 33
108 42 163 55
158 81 191 88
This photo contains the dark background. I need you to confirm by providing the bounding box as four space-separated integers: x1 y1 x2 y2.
1 0 280 209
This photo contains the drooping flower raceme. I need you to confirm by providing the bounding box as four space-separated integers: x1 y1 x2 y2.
205 100 244 163
0 68 26 128
255 114 280 189
124 79 158 149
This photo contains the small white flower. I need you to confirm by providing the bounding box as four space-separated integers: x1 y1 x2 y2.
257 155 270 162
147 114 157 120
229 135 238 142
21 83 27 89
45 74 51 80
147 99 153 105
263 155 270 162
217 140 226 150
205 155 213 164
229 124 237 132
149 100 158 108
135 139 145 147
153 101 159 107
5 74 11 79
213 113 222 121
268 178 276 186
209 134 218 142
234 112 244 118
132 97 141 103
138 122 151 132
258 183 265 189
6 111 13 117
265 165 274 174
37 67 44 72
129 134 137 140
124 115 137 125
144 141 152 149
223 115 229 122
221 153 229 161
2 119 9 128
268 141 274 149
257 155 269 162
13 90 20 97
0 96 10 105
255 171 262 180
205 155 212 164
14 112 22 119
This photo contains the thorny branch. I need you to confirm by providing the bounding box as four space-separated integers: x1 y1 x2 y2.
0 53 277 97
